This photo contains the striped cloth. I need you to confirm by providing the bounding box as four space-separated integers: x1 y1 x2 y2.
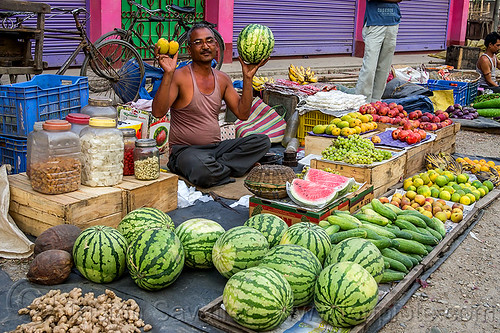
234 97 286 143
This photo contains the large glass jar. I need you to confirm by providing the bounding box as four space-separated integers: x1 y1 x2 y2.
29 120 81 194
80 117 124 186
134 139 160 180
120 128 136 176
26 121 44 179
81 97 117 120
66 113 90 136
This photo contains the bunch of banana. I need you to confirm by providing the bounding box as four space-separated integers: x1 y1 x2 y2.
252 76 275 91
425 152 464 174
288 64 318 84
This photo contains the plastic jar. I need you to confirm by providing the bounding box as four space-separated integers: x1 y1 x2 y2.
120 128 136 176
134 139 160 180
80 117 124 186
26 121 44 179
66 113 90 136
29 120 81 194
81 97 117 120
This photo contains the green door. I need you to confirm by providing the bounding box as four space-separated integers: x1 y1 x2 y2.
121 0 205 59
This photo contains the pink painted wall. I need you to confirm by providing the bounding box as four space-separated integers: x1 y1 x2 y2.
88 0 122 42
354 0 366 58
447 0 470 46
205 0 234 63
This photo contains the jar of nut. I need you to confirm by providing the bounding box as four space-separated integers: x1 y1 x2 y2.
80 117 124 186
26 121 44 179
133 139 160 180
29 120 82 195
120 128 137 176
80 96 117 120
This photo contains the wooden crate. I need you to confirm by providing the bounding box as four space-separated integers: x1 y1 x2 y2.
404 138 436 178
310 150 406 198
445 45 481 70
304 131 381 156
8 173 126 237
114 172 178 213
430 122 460 154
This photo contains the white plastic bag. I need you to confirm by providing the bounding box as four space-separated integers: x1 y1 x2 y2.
393 66 429 84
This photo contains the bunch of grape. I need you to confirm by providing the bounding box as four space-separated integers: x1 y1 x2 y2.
321 135 392 165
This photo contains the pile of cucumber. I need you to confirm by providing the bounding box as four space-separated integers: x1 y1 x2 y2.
318 198 447 283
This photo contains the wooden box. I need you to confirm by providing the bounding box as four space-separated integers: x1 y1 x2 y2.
430 122 460 155
8 173 126 237
446 45 481 70
114 173 178 213
404 137 436 178
310 150 406 198
304 131 381 156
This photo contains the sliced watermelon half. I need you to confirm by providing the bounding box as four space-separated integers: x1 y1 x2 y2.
286 179 338 208
304 168 355 198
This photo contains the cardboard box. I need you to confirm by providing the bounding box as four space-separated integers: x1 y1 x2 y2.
248 183 374 225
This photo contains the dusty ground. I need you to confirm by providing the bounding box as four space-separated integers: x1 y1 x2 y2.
0 129 499 333
379 130 500 333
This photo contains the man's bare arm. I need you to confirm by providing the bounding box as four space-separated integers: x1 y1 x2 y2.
152 48 179 118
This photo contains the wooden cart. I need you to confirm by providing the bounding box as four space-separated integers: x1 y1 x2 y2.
0 0 50 83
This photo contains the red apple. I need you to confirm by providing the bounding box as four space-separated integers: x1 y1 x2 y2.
416 110 423 118
379 106 389 116
392 129 401 140
408 111 418 120
406 132 420 145
397 105 404 112
371 114 379 122
421 115 430 123
359 105 368 114
423 123 434 131
418 129 426 140
412 120 420 129
431 123 438 131
432 116 441 123
398 130 410 141
389 102 398 109
394 116 402 125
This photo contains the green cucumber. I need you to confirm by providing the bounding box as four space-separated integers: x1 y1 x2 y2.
366 237 393 250
384 260 390 269
394 219 419 232
354 213 390 226
318 220 330 228
404 230 439 245
363 208 383 217
416 227 434 236
429 217 447 237
361 228 382 240
385 224 400 231
398 210 435 228
323 224 341 236
359 223 396 239
406 253 423 262
423 244 434 253
383 256 409 273
327 215 361 230
330 229 367 244
388 228 414 240
371 199 397 221
392 238 428 255
384 203 403 215
396 214 427 228
380 269 406 283
425 226 443 241
381 248 413 269
333 210 350 215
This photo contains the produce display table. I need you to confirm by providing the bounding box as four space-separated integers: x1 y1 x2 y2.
8 172 178 236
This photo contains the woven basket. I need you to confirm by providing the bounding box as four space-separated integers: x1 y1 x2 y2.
244 164 296 199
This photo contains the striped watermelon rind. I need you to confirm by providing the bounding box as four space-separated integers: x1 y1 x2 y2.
244 213 288 248
237 24 274 64
324 238 385 283
118 207 174 244
175 218 225 269
314 262 379 327
223 266 293 331
279 222 332 264
212 226 269 279
127 228 185 291
259 244 321 306
73 225 128 283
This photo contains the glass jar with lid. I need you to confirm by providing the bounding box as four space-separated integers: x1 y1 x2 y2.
120 128 136 176
80 117 124 186
29 120 81 194
134 139 160 180
66 113 90 136
81 96 117 120
26 121 44 179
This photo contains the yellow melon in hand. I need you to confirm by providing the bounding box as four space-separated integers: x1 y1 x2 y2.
168 40 180 55
157 38 170 54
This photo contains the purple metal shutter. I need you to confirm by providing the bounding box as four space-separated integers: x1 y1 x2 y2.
27 0 87 68
232 0 357 57
396 0 450 52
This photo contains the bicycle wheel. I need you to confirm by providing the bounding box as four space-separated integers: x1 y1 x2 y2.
80 39 145 103
177 28 224 70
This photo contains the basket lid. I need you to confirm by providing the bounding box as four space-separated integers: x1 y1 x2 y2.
245 164 296 186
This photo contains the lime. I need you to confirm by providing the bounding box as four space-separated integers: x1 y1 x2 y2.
483 180 494 191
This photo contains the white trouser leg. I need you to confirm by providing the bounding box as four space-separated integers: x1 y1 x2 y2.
372 24 399 101
356 25 386 102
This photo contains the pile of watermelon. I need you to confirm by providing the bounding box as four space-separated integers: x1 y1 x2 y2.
287 168 355 208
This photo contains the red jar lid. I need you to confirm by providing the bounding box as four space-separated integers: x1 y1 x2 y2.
43 119 72 131
66 113 90 125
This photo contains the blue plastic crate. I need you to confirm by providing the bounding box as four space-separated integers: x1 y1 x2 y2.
0 74 89 137
0 136 27 174
426 79 469 106
466 80 479 105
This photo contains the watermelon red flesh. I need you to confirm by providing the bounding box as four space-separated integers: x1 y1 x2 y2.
304 168 350 188
287 179 337 207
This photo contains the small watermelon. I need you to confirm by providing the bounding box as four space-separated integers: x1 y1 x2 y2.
73 225 128 283
324 238 385 283
118 207 174 244
244 213 288 248
315 262 379 327
260 244 321 306
127 228 184 291
175 218 225 269
212 226 269 279
237 24 274 64
287 179 338 208
279 222 331 264
223 266 293 331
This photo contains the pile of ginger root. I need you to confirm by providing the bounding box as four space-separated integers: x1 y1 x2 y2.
10 287 152 333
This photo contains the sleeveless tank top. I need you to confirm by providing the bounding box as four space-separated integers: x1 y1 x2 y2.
169 65 222 146
477 53 497 87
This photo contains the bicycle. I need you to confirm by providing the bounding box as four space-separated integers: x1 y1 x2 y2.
0 11 36 29
95 0 225 70
41 7 145 102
